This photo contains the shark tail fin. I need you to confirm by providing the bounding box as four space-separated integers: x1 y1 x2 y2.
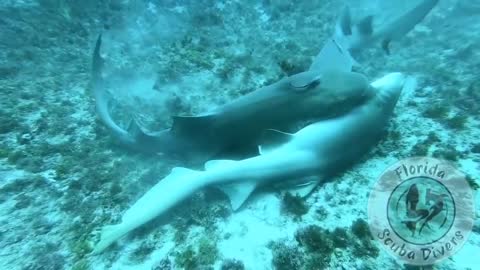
92 223 127 254
91 34 133 144
378 0 439 54
347 14 375 48
333 7 376 60
311 6 372 73
92 34 104 84
91 34 174 153
92 166 204 254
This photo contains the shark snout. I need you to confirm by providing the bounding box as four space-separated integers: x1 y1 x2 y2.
370 72 407 108
371 72 406 90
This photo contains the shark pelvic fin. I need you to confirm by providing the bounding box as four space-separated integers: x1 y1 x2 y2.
218 181 257 211
258 129 293 155
287 177 321 197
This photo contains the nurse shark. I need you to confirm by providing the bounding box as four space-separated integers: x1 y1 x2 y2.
92 0 436 162
92 35 371 162
92 72 414 253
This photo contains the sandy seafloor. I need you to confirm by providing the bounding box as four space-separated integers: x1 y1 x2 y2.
0 0 479 269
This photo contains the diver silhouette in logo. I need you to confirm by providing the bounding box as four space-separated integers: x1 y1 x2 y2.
397 184 450 236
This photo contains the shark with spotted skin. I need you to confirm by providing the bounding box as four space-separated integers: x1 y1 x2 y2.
92 72 414 253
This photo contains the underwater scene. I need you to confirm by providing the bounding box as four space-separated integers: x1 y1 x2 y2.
0 0 479 269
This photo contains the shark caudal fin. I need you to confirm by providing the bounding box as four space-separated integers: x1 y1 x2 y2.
333 6 374 55
92 224 128 254
310 6 374 73
333 0 437 56
91 34 134 145
378 0 439 54
91 34 173 153
92 166 203 254
92 34 104 84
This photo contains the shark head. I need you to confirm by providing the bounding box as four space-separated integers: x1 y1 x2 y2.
370 72 407 112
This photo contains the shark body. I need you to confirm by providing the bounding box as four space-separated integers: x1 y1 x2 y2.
332 0 439 56
93 1 437 161
93 35 370 161
92 72 411 253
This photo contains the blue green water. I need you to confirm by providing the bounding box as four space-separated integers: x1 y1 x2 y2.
0 1 478 269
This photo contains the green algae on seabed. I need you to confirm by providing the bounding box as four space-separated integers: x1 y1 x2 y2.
174 237 219 270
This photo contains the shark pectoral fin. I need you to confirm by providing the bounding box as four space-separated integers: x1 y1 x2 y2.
288 71 321 91
258 129 293 155
204 159 236 170
218 181 257 211
288 177 321 197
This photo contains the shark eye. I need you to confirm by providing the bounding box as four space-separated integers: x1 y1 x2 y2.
309 78 321 89
289 76 322 92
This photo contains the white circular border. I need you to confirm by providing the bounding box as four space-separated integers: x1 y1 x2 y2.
368 157 475 265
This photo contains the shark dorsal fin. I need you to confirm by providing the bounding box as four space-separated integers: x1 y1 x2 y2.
382 39 391 55
204 159 236 170
356 15 374 36
288 71 321 91
309 39 354 73
339 6 352 35
258 129 293 155
218 181 257 211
